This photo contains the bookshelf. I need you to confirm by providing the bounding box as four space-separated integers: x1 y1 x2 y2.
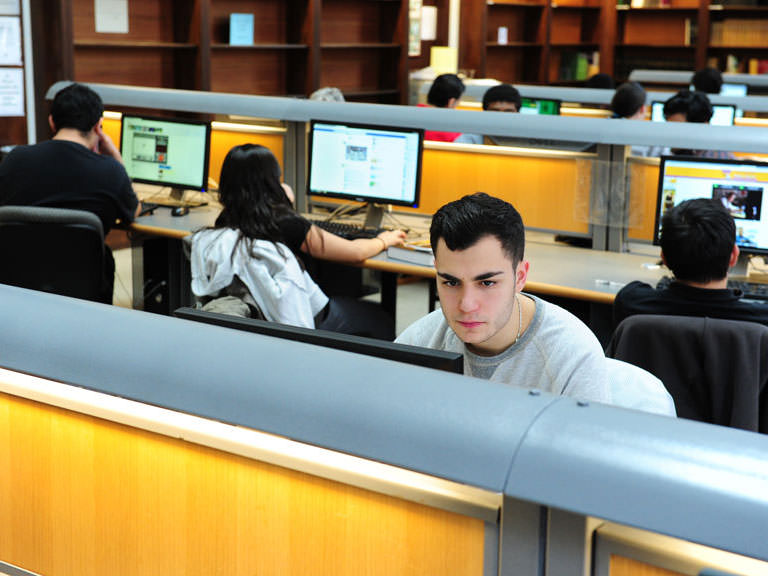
707 4 768 74
459 0 613 85
29 0 408 138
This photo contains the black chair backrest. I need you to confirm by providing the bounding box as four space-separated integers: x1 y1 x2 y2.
0 206 105 302
606 314 768 433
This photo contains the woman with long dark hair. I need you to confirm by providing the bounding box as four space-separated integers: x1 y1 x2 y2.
191 144 406 339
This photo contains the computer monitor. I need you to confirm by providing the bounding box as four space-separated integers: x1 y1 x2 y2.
120 114 211 205
650 101 736 126
173 307 464 374
307 120 423 229
519 97 561 116
720 83 748 97
655 156 768 271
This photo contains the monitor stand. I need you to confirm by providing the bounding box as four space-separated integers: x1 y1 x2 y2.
731 252 754 279
149 187 207 208
363 203 385 230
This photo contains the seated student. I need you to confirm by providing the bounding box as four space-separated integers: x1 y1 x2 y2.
420 73 465 142
455 83 521 145
670 90 734 159
610 82 652 157
614 198 768 327
190 144 406 339
395 193 612 403
691 67 723 94
0 82 139 303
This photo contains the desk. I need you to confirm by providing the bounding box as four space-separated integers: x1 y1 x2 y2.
129 207 665 343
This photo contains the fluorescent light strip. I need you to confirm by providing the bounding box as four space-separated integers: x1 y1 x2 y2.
0 367 501 522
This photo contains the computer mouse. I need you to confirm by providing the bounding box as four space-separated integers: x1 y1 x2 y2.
171 206 190 217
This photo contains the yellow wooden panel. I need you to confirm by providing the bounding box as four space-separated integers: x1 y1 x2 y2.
627 162 661 242
102 116 121 146
407 148 592 234
611 555 687 576
0 391 484 576
209 130 284 187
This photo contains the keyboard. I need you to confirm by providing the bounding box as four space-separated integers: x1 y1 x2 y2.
307 217 382 240
727 279 768 301
656 275 768 300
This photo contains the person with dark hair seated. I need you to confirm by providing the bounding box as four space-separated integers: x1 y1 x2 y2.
455 83 521 144
395 192 612 402
585 73 615 89
420 73 465 142
190 144 406 339
666 90 734 159
0 82 139 303
611 82 652 156
691 67 723 94
614 198 768 328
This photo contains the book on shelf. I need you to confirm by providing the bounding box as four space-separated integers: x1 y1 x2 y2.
387 243 435 266
229 13 254 46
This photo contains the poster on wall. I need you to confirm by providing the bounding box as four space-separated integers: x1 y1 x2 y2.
95 0 129 34
0 67 24 116
408 0 422 57
0 16 21 65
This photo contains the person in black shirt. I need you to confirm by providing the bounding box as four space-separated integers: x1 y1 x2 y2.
0 83 139 303
614 198 768 328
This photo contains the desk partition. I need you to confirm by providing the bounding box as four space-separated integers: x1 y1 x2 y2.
2 285 768 575
47 81 768 252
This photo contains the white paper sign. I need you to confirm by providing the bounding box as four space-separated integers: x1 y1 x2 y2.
0 67 24 116
95 0 129 34
0 16 21 65
0 0 20 16
421 6 437 41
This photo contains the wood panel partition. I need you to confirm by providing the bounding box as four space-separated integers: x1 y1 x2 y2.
0 385 486 576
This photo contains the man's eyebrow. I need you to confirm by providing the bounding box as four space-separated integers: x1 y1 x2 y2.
436 271 504 282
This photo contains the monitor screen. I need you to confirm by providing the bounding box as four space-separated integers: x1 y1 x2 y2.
655 156 768 254
721 83 748 97
519 97 561 116
173 307 464 374
307 120 423 208
120 115 211 192
650 101 736 126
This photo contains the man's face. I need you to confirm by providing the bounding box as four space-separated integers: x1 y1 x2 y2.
486 101 518 113
435 235 529 356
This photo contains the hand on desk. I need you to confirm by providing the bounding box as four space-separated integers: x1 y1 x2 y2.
377 229 407 250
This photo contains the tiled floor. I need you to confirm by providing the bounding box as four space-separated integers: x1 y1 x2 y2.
113 247 434 336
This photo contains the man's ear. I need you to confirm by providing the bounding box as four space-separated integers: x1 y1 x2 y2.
446 97 458 109
728 244 740 268
660 250 668 268
515 260 530 293
48 114 56 133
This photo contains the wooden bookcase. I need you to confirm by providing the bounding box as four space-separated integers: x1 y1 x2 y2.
29 0 408 138
459 0 613 85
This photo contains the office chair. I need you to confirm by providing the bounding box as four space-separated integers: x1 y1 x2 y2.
606 314 768 433
0 206 107 303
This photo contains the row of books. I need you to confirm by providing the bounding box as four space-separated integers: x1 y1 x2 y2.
710 19 768 47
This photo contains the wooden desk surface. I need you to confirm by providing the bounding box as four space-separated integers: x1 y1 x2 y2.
131 208 665 305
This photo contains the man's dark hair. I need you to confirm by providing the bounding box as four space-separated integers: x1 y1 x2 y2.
663 89 693 120
427 74 465 108
585 73 615 89
660 198 735 283
430 193 525 265
50 83 104 134
691 67 723 94
686 91 713 123
611 82 646 118
482 83 521 111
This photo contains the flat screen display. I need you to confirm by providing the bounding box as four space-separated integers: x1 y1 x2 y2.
650 101 736 126
120 115 211 192
519 97 561 116
655 156 768 254
307 121 423 207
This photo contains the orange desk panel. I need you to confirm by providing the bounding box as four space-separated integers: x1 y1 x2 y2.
611 555 685 576
0 391 485 576
627 161 661 243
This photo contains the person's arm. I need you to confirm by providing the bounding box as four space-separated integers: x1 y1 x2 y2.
94 122 124 164
301 225 406 263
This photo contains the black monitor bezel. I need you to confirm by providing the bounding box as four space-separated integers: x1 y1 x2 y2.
173 307 464 374
307 119 424 208
654 155 768 256
520 97 562 115
119 113 212 193
650 101 737 126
